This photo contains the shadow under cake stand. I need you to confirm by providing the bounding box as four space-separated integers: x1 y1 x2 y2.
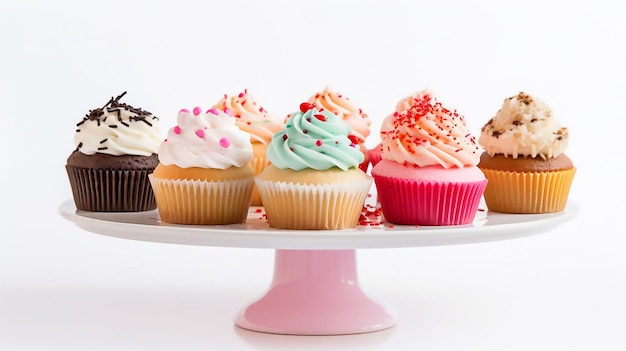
59 199 577 336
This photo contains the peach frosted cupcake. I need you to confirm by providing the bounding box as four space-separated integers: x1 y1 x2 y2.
372 94 487 226
149 107 255 224
256 102 372 230
307 87 371 172
478 92 576 213
212 89 283 206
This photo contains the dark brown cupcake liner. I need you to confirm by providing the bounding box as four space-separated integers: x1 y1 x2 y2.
66 165 156 212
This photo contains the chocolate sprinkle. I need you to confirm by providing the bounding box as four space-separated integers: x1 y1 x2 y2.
78 91 159 128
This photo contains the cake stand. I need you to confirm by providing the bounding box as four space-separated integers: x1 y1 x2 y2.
59 199 577 336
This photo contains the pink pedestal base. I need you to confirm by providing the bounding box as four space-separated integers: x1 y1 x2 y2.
235 250 396 335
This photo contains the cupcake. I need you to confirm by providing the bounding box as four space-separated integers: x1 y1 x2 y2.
255 102 372 230
478 92 576 213
66 92 162 212
372 94 487 226
307 87 372 172
212 89 283 206
369 89 433 168
149 107 255 224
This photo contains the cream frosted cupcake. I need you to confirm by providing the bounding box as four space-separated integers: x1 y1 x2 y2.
66 92 162 212
478 92 576 213
307 87 371 172
372 94 487 226
256 102 372 230
149 107 255 224
369 89 433 168
212 89 284 206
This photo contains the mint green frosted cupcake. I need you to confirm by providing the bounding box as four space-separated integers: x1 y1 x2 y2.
255 102 372 230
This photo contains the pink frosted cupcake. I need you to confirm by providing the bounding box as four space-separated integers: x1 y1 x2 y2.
372 94 487 226
369 89 433 169
307 87 371 172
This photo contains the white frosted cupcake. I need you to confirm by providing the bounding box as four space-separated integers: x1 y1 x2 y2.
149 107 255 224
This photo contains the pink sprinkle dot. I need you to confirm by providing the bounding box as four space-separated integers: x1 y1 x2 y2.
180 108 190 113
195 129 205 138
219 137 230 148
316 140 322 146
173 126 181 134
223 108 232 116
193 107 203 115
207 108 220 115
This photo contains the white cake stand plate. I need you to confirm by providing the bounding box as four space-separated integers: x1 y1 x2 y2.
59 200 577 335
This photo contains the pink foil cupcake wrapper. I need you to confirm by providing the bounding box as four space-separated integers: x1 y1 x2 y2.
373 176 487 226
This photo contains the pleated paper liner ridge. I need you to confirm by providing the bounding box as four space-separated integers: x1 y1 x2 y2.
149 176 254 225
374 176 488 226
66 166 156 212
480 168 576 214
255 178 373 230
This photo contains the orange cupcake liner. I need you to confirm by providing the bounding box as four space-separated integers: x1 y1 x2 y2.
480 168 576 214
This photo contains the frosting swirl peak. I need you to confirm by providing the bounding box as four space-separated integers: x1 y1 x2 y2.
307 87 371 143
73 92 162 156
212 89 283 145
158 107 253 169
380 95 480 168
267 103 365 171
479 92 569 159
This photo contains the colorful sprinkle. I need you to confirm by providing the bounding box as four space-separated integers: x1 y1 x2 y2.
206 108 220 115
173 126 181 134
180 108 190 113
195 129 205 138
316 140 323 146
299 102 315 112
193 107 203 115
219 137 230 148
347 134 359 145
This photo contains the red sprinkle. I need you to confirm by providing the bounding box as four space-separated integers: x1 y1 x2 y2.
347 134 359 145
314 114 327 121
316 140 322 146
299 102 315 112
282 134 288 140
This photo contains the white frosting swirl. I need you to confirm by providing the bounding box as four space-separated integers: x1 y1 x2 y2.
158 107 253 169
74 94 162 156
479 92 569 159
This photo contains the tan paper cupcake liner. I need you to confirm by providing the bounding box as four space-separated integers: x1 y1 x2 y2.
149 175 254 225
480 168 576 213
66 165 156 212
255 178 372 230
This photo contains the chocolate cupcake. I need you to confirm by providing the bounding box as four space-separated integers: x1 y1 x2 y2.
66 92 162 211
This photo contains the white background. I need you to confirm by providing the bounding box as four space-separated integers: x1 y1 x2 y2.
1 0 625 350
